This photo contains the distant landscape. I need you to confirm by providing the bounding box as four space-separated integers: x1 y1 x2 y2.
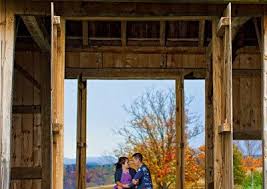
64 156 116 189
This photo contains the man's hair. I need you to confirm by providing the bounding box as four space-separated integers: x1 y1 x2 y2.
132 153 143 162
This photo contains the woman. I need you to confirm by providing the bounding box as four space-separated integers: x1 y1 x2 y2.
114 157 136 189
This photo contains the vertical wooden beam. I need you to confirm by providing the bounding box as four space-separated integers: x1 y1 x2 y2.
222 4 233 189
51 3 65 189
199 20 205 47
212 17 223 189
82 21 88 47
76 78 87 189
205 48 214 189
0 1 15 188
41 54 52 189
160 21 166 46
262 10 267 189
212 3 233 189
121 21 127 47
176 75 184 189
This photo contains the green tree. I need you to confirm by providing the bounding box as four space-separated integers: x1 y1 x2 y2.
233 145 245 185
242 171 262 189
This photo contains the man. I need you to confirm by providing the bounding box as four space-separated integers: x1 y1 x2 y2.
131 153 153 189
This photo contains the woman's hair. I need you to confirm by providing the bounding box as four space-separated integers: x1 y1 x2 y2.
115 157 128 170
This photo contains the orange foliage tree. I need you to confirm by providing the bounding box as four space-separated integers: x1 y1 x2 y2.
242 156 262 172
115 89 204 189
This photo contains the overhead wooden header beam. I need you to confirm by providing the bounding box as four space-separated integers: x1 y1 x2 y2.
13 2 263 17
17 0 267 3
66 46 207 54
65 68 207 79
65 16 213 21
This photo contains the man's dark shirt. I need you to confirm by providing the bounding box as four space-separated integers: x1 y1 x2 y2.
133 164 153 189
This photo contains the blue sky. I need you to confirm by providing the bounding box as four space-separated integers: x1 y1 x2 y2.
64 80 205 158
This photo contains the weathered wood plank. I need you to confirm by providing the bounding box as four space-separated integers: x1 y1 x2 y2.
51 5 65 188
0 1 15 188
12 105 41 114
213 3 233 189
76 78 87 189
223 4 233 189
11 167 42 180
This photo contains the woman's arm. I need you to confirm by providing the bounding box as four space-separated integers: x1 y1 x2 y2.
116 181 125 188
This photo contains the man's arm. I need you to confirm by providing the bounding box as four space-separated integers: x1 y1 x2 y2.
133 169 143 180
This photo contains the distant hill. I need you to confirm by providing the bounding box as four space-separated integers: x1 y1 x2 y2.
64 159 115 189
64 156 117 166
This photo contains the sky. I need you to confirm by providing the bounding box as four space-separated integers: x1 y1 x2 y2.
64 80 205 158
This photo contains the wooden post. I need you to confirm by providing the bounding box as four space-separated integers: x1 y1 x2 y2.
0 1 15 188
262 10 267 189
41 54 52 189
176 75 184 189
76 78 87 189
222 4 233 188
51 3 65 189
212 3 233 188
212 16 223 189
205 47 214 189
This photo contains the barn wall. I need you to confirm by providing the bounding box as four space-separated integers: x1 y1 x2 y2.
10 51 49 189
9 48 262 189
233 50 262 139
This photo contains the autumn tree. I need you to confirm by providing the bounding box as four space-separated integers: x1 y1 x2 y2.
115 89 203 189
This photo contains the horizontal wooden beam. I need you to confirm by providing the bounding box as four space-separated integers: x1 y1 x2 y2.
66 46 206 54
14 2 263 17
65 16 212 21
233 131 261 140
217 17 230 37
14 63 41 90
232 69 261 77
11 167 42 180
65 67 261 79
19 0 267 3
65 68 207 79
12 105 41 114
